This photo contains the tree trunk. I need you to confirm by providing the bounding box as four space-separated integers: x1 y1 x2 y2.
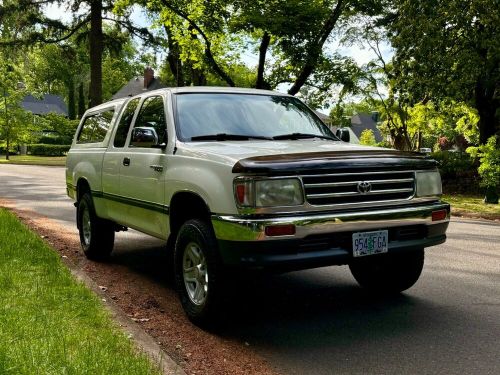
475 79 498 144
89 0 103 106
67 78 76 120
256 32 271 89
3 93 8 160
165 25 184 86
77 83 85 118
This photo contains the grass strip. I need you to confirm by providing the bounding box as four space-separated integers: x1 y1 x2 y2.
0 208 162 375
442 194 500 218
0 155 66 166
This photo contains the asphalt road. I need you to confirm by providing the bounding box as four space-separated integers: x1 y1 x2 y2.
1 164 499 375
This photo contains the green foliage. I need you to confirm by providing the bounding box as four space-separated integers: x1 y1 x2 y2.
37 113 80 138
37 135 72 145
407 100 480 150
431 151 478 180
329 100 374 126
359 129 377 146
28 144 71 156
0 55 34 158
387 0 500 144
467 136 500 190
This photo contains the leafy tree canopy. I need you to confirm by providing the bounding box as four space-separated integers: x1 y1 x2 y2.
386 0 500 144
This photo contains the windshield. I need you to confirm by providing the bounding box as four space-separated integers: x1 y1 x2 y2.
174 93 336 141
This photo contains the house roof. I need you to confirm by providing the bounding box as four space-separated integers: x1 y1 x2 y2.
111 77 166 100
350 113 383 142
314 110 331 124
21 94 68 116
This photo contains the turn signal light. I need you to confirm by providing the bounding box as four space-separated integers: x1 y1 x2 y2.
265 224 296 237
432 209 447 221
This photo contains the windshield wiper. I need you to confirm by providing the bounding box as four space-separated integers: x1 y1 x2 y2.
190 133 272 141
272 132 338 141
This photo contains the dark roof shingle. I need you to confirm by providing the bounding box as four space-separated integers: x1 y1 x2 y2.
21 94 68 116
111 77 166 100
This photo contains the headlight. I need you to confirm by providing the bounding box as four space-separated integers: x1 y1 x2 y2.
415 170 442 197
234 178 304 208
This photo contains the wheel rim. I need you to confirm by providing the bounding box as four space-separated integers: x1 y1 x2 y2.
81 204 91 246
182 242 208 306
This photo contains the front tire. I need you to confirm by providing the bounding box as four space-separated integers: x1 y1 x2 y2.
349 249 424 293
174 219 223 326
77 192 115 260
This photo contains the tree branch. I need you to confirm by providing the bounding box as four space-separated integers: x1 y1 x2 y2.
256 31 271 89
159 0 235 87
288 0 345 95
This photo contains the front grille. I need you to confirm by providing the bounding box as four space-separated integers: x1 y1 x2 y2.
302 170 415 206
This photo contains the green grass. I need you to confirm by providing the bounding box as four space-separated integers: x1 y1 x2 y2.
0 155 66 166
442 194 500 218
0 209 162 375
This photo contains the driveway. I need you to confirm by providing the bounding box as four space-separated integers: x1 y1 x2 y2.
1 164 499 375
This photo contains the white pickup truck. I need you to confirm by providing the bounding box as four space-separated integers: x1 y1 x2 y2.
66 87 449 325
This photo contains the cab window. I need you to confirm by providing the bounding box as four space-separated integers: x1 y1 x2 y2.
129 96 167 148
114 98 140 148
77 109 114 144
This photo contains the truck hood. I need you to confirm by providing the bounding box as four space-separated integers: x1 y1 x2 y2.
177 140 375 163
176 140 435 173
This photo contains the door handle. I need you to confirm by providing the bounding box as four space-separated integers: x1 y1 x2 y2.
149 165 163 172
123 157 130 166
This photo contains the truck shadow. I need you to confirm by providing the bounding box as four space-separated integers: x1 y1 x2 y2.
107 240 488 375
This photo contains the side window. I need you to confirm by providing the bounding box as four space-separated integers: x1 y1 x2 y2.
77 109 114 144
129 96 167 148
113 98 140 148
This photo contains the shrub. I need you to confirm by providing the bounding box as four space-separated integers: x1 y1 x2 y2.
431 151 477 179
359 129 377 146
37 135 73 145
467 136 500 191
0 143 17 155
28 144 70 156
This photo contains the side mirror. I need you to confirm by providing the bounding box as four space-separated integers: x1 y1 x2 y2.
336 128 350 142
130 127 159 147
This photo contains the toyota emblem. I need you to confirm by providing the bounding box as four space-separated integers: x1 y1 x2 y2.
357 181 372 194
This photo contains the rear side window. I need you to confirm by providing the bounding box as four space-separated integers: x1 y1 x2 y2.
77 109 115 144
114 98 140 148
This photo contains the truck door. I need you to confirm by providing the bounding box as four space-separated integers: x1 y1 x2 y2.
118 95 169 239
102 98 140 222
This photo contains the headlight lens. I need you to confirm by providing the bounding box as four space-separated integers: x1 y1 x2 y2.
416 170 442 197
234 178 304 207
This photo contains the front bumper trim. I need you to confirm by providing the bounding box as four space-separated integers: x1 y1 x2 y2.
211 201 450 242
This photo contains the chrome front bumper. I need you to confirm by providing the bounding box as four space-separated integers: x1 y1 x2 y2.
211 201 450 269
211 201 450 242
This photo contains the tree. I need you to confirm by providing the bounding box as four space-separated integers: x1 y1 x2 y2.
0 0 154 106
386 0 500 145
0 58 31 160
119 0 382 107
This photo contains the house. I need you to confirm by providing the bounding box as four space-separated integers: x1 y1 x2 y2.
350 112 383 143
21 94 68 116
314 110 333 125
112 68 165 100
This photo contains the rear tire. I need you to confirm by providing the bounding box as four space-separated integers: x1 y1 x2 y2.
174 219 223 327
77 192 114 260
349 249 424 293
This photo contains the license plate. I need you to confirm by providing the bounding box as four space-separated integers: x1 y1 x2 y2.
352 230 388 257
